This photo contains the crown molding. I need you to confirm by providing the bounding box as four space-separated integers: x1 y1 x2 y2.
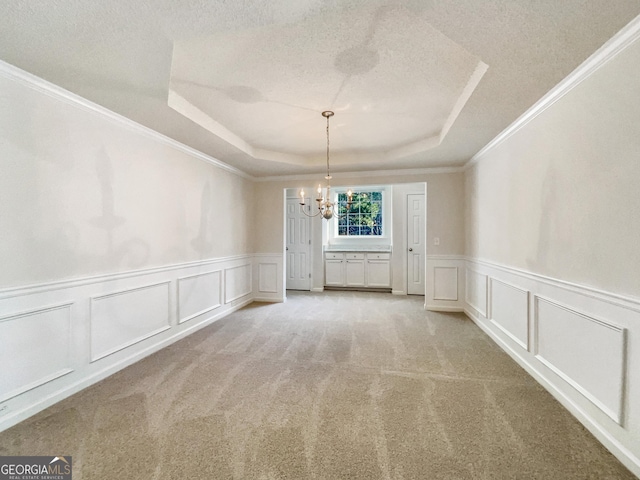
0 59 252 180
464 14 640 171
253 165 464 183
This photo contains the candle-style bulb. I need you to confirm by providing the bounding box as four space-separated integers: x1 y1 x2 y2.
317 184 322 194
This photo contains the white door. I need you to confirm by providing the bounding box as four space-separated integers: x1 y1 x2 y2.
286 198 311 290
407 194 425 295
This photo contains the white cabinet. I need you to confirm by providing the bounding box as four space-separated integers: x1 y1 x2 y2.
325 253 345 286
324 252 391 288
367 253 391 287
345 253 365 286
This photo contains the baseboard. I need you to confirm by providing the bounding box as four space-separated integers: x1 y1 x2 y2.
252 297 285 303
425 305 464 312
392 289 405 295
323 286 392 293
310 287 324 293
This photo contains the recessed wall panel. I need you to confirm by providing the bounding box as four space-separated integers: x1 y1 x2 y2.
535 296 626 424
0 304 73 402
90 282 170 361
178 271 221 324
490 279 529 349
259 263 278 293
465 269 487 317
433 266 458 301
225 264 252 303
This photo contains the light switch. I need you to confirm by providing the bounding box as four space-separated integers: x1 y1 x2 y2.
434 237 440 246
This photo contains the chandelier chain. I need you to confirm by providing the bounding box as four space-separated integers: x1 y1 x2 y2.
326 113 330 179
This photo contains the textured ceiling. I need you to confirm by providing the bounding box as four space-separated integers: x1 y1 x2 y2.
1 1 639 176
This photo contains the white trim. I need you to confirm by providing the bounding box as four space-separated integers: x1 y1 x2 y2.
425 305 464 313
487 277 530 351
177 270 223 324
532 294 626 425
465 268 488 317
0 302 74 323
224 264 253 304
465 14 640 170
254 166 464 182
432 266 459 301
0 254 253 299
252 297 285 303
0 302 75 403
0 59 251 180
427 254 465 261
466 257 640 312
89 281 172 362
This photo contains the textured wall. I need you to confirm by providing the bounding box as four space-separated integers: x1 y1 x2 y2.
0 71 254 289
465 32 640 298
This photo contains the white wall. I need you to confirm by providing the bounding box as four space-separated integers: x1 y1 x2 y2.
0 68 254 289
0 61 267 432
464 19 640 476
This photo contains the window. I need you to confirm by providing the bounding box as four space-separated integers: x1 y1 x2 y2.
337 190 384 236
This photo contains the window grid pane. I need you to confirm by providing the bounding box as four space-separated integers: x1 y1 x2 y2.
337 191 383 236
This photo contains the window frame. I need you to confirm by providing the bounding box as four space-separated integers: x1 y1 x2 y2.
327 186 391 246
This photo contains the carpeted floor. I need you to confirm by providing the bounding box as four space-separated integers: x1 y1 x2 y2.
0 291 635 479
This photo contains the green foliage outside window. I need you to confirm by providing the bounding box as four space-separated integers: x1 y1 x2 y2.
337 191 383 236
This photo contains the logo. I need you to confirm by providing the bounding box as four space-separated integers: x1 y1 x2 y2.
0 456 72 480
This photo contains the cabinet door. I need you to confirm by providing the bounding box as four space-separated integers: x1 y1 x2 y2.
345 260 365 286
325 259 345 286
367 260 391 287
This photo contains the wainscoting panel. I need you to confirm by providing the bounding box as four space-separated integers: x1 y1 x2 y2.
433 267 458 301
426 256 465 311
178 270 222 324
259 264 277 293
464 257 640 476
0 254 259 434
253 254 284 302
90 282 171 362
0 304 73 403
534 296 626 424
224 263 252 304
465 268 488 317
489 278 529 350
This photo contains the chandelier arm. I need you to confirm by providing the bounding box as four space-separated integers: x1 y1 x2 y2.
299 204 322 218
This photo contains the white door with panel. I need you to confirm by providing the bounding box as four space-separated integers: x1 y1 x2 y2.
286 198 311 290
407 194 426 295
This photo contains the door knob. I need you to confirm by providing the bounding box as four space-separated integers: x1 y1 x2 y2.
408 248 413 252
286 247 289 251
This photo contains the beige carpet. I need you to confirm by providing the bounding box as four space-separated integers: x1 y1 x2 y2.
0 291 635 479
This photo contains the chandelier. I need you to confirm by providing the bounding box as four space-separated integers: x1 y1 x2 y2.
299 111 353 219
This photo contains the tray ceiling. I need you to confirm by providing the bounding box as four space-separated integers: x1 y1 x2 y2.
0 0 638 176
